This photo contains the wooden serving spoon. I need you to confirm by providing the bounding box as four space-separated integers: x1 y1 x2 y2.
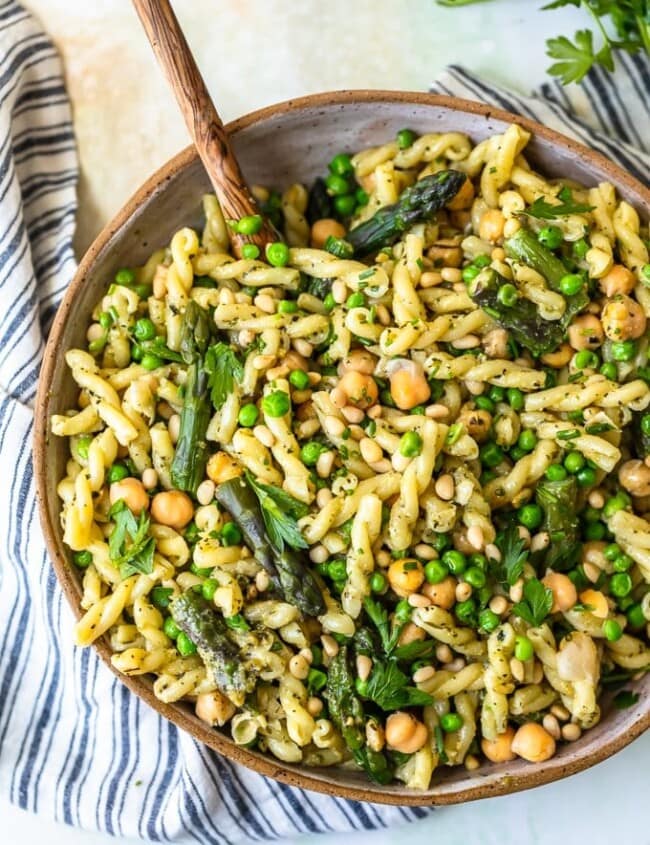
132 0 277 257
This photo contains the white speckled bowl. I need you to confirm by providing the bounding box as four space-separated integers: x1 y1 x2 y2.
34 91 650 805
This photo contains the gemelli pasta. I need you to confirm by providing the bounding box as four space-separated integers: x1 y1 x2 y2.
52 123 650 787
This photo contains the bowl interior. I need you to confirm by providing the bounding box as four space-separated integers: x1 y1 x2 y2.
35 91 650 805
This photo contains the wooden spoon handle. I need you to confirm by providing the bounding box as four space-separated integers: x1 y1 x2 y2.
132 0 277 256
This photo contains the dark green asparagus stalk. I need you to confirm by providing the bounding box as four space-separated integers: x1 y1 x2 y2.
504 228 569 290
170 303 212 495
347 170 467 256
214 475 326 617
306 177 333 225
534 477 581 573
171 591 252 694
468 268 566 356
326 645 393 785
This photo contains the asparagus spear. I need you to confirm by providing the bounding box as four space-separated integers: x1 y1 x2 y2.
306 177 333 224
468 268 565 356
326 645 393 784
214 475 326 617
171 591 252 694
347 170 467 256
170 302 213 495
535 477 581 572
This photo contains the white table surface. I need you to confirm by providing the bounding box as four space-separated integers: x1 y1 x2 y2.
7 1 649 843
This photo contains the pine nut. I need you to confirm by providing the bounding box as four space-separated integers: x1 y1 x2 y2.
86 323 104 343
168 414 181 443
360 438 383 463
486 543 501 562
532 661 544 684
324 415 346 437
254 294 277 314
441 267 462 283
510 658 525 683
332 280 347 303
316 450 335 478
518 526 531 546
451 334 480 350
253 425 275 447
542 714 561 740
356 655 373 682
435 474 455 501
464 754 480 771
447 658 466 672
583 561 601 583
308 371 322 386
530 531 550 553
196 479 216 505
376 550 391 568
414 543 437 561
239 329 255 346
588 490 605 509
455 582 473 602
289 654 310 680
551 704 570 721
489 595 509 615
509 578 524 603
255 570 270 592
266 364 290 381
412 665 436 684
467 525 485 551
330 387 347 409
309 544 328 564
219 287 235 305
307 697 323 716
491 247 506 261
253 354 275 370
316 488 333 508
293 339 313 357
369 458 392 473
321 634 339 658
425 403 449 419
141 468 159 490
366 720 385 752
436 644 453 663
561 723 581 742
366 404 382 419
408 593 432 608
465 380 485 396
376 305 391 325
420 271 443 288
341 405 364 424
299 648 314 665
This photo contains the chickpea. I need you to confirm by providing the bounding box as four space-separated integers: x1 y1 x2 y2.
447 175 475 211
340 348 377 376
511 723 556 763
422 576 456 610
481 726 517 763
283 350 309 372
310 218 346 249
387 558 425 597
581 540 607 573
195 690 236 727
479 209 506 243
599 264 636 298
385 712 429 754
579 589 609 619
151 490 194 530
567 314 605 350
109 478 149 515
398 622 427 646
338 370 378 410
458 407 492 443
619 459 650 497
541 343 573 368
206 452 242 485
389 368 431 410
427 240 463 268
542 571 577 613
601 294 647 341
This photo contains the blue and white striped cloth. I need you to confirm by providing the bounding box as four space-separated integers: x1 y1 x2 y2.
0 0 648 841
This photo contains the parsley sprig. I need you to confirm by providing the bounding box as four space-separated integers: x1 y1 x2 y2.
512 578 554 627
245 472 309 551
108 499 155 578
490 524 529 587
523 187 595 220
204 342 245 411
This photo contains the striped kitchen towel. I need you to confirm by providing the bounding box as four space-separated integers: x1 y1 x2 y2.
0 0 648 841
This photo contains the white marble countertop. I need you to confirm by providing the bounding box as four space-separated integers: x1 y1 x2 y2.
7 1 649 843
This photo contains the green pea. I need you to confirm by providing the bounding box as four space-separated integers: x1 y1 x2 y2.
584 522 606 541
176 631 197 656
99 311 113 330
468 553 487 570
518 503 543 530
236 214 262 235
479 608 500 633
576 466 597 487
307 668 328 692
564 451 585 474
603 543 621 562
473 255 491 269
325 173 351 196
328 153 354 176
323 292 336 311
440 712 464 733
610 340 636 362
289 369 310 390
506 388 524 411
609 573 632 597
115 268 135 285
73 550 92 568
514 635 534 662
75 434 93 461
334 194 356 216
574 349 598 370
442 550 466 575
461 264 481 283
300 441 325 466
488 386 505 403
278 299 298 314
480 442 504 469
355 188 369 207
220 522 242 547
432 532 451 553
107 463 129 483
346 291 367 308
262 390 290 417
151 585 173 610
141 353 163 371
201 578 219 601
265 242 290 267
355 677 369 697
573 238 590 259
537 225 563 250
133 318 156 342
190 562 214 577
455 598 476 624
396 128 417 149
612 553 633 572
639 414 650 437
600 362 618 381
497 283 519 307
241 243 260 260
369 571 387 593
517 430 537 453
474 395 495 413
508 446 526 462
130 344 143 362
324 235 354 259
394 599 412 623
399 431 423 458
545 464 567 482
602 492 630 519
238 403 259 427
328 559 347 581
464 566 486 589
559 273 584 296
424 560 449 584
163 617 180 639
626 603 645 629
601 619 622 642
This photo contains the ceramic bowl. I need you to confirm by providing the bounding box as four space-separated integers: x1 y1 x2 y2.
34 90 650 805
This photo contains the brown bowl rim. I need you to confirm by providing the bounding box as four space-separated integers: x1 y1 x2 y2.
33 89 650 806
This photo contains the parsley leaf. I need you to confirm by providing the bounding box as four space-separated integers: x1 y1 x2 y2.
108 499 155 578
513 578 554 627
523 191 595 220
492 524 529 587
364 659 433 711
363 596 403 655
245 472 309 551
392 639 437 662
204 342 244 411
546 29 613 84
